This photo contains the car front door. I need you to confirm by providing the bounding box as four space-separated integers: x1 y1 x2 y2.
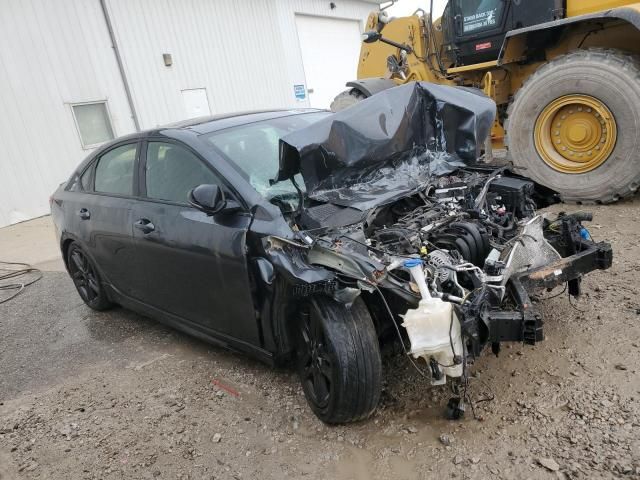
129 139 260 347
69 142 139 291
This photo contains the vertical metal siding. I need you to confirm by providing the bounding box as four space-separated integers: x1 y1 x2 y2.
0 0 136 227
0 0 375 227
107 0 375 128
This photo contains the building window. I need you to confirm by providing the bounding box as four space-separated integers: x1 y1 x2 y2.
71 102 115 148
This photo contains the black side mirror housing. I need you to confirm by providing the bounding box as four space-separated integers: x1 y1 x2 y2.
188 184 226 215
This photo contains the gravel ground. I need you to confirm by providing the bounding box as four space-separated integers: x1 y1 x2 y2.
1 198 639 479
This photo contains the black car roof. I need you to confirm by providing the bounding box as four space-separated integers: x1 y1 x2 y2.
160 108 326 135
86 109 328 159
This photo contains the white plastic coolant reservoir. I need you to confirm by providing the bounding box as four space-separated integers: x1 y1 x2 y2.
402 259 464 384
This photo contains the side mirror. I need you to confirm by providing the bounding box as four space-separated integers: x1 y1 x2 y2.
188 184 226 215
362 30 382 43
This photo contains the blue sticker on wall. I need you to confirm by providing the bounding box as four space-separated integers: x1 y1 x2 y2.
294 84 306 101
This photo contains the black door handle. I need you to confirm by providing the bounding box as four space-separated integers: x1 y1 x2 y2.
79 208 91 220
134 219 155 234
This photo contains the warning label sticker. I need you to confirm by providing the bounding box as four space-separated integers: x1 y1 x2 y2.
463 8 498 33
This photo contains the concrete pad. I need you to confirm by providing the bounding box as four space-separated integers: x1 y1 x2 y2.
0 215 64 271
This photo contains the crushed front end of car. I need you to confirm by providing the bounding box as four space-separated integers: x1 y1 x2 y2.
266 82 612 418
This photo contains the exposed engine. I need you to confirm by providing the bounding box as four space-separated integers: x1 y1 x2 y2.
357 170 545 383
295 168 612 396
366 170 535 259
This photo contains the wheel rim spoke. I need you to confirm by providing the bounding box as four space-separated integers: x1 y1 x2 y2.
300 311 313 347
86 287 96 301
318 358 332 380
78 285 89 300
71 252 85 273
313 370 330 405
86 275 100 294
301 354 313 379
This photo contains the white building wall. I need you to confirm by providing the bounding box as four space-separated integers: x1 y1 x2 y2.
0 0 136 227
275 0 375 107
106 0 376 128
0 0 376 228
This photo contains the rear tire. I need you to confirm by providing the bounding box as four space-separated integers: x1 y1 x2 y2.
330 89 366 112
296 296 381 424
506 48 640 203
67 243 112 311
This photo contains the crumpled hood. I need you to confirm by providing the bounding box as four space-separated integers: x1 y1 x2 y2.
276 82 496 210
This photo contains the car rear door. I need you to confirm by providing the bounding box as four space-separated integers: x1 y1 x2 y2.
67 141 139 291
129 138 260 346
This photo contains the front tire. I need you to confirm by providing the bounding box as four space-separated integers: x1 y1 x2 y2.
296 296 381 424
506 48 640 203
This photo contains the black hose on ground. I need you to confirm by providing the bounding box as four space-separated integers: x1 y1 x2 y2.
0 261 42 304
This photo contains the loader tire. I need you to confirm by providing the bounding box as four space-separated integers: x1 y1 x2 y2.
505 48 640 203
330 89 366 112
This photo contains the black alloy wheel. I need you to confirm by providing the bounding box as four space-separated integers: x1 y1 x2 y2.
296 296 382 424
299 304 333 409
67 243 112 311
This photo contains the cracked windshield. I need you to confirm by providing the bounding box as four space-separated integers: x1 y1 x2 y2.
201 112 329 211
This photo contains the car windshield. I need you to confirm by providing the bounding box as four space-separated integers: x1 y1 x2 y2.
200 112 330 211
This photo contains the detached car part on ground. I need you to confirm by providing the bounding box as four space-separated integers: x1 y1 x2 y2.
52 83 612 425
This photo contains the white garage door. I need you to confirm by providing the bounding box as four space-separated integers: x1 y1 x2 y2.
295 15 362 109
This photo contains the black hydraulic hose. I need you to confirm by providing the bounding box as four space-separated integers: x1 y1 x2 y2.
379 36 413 54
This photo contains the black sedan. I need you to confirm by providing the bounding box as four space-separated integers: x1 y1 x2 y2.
51 109 381 423
51 84 612 424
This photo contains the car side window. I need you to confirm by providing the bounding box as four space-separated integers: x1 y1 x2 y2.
145 141 221 204
94 143 137 196
80 166 93 191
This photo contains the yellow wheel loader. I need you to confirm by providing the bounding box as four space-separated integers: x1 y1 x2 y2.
332 0 640 203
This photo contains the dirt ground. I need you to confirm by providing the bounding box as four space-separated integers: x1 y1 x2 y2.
1 199 639 480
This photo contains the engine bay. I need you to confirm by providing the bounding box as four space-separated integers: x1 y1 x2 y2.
285 167 612 412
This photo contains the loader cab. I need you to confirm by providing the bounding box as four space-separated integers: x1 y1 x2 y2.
443 0 565 66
